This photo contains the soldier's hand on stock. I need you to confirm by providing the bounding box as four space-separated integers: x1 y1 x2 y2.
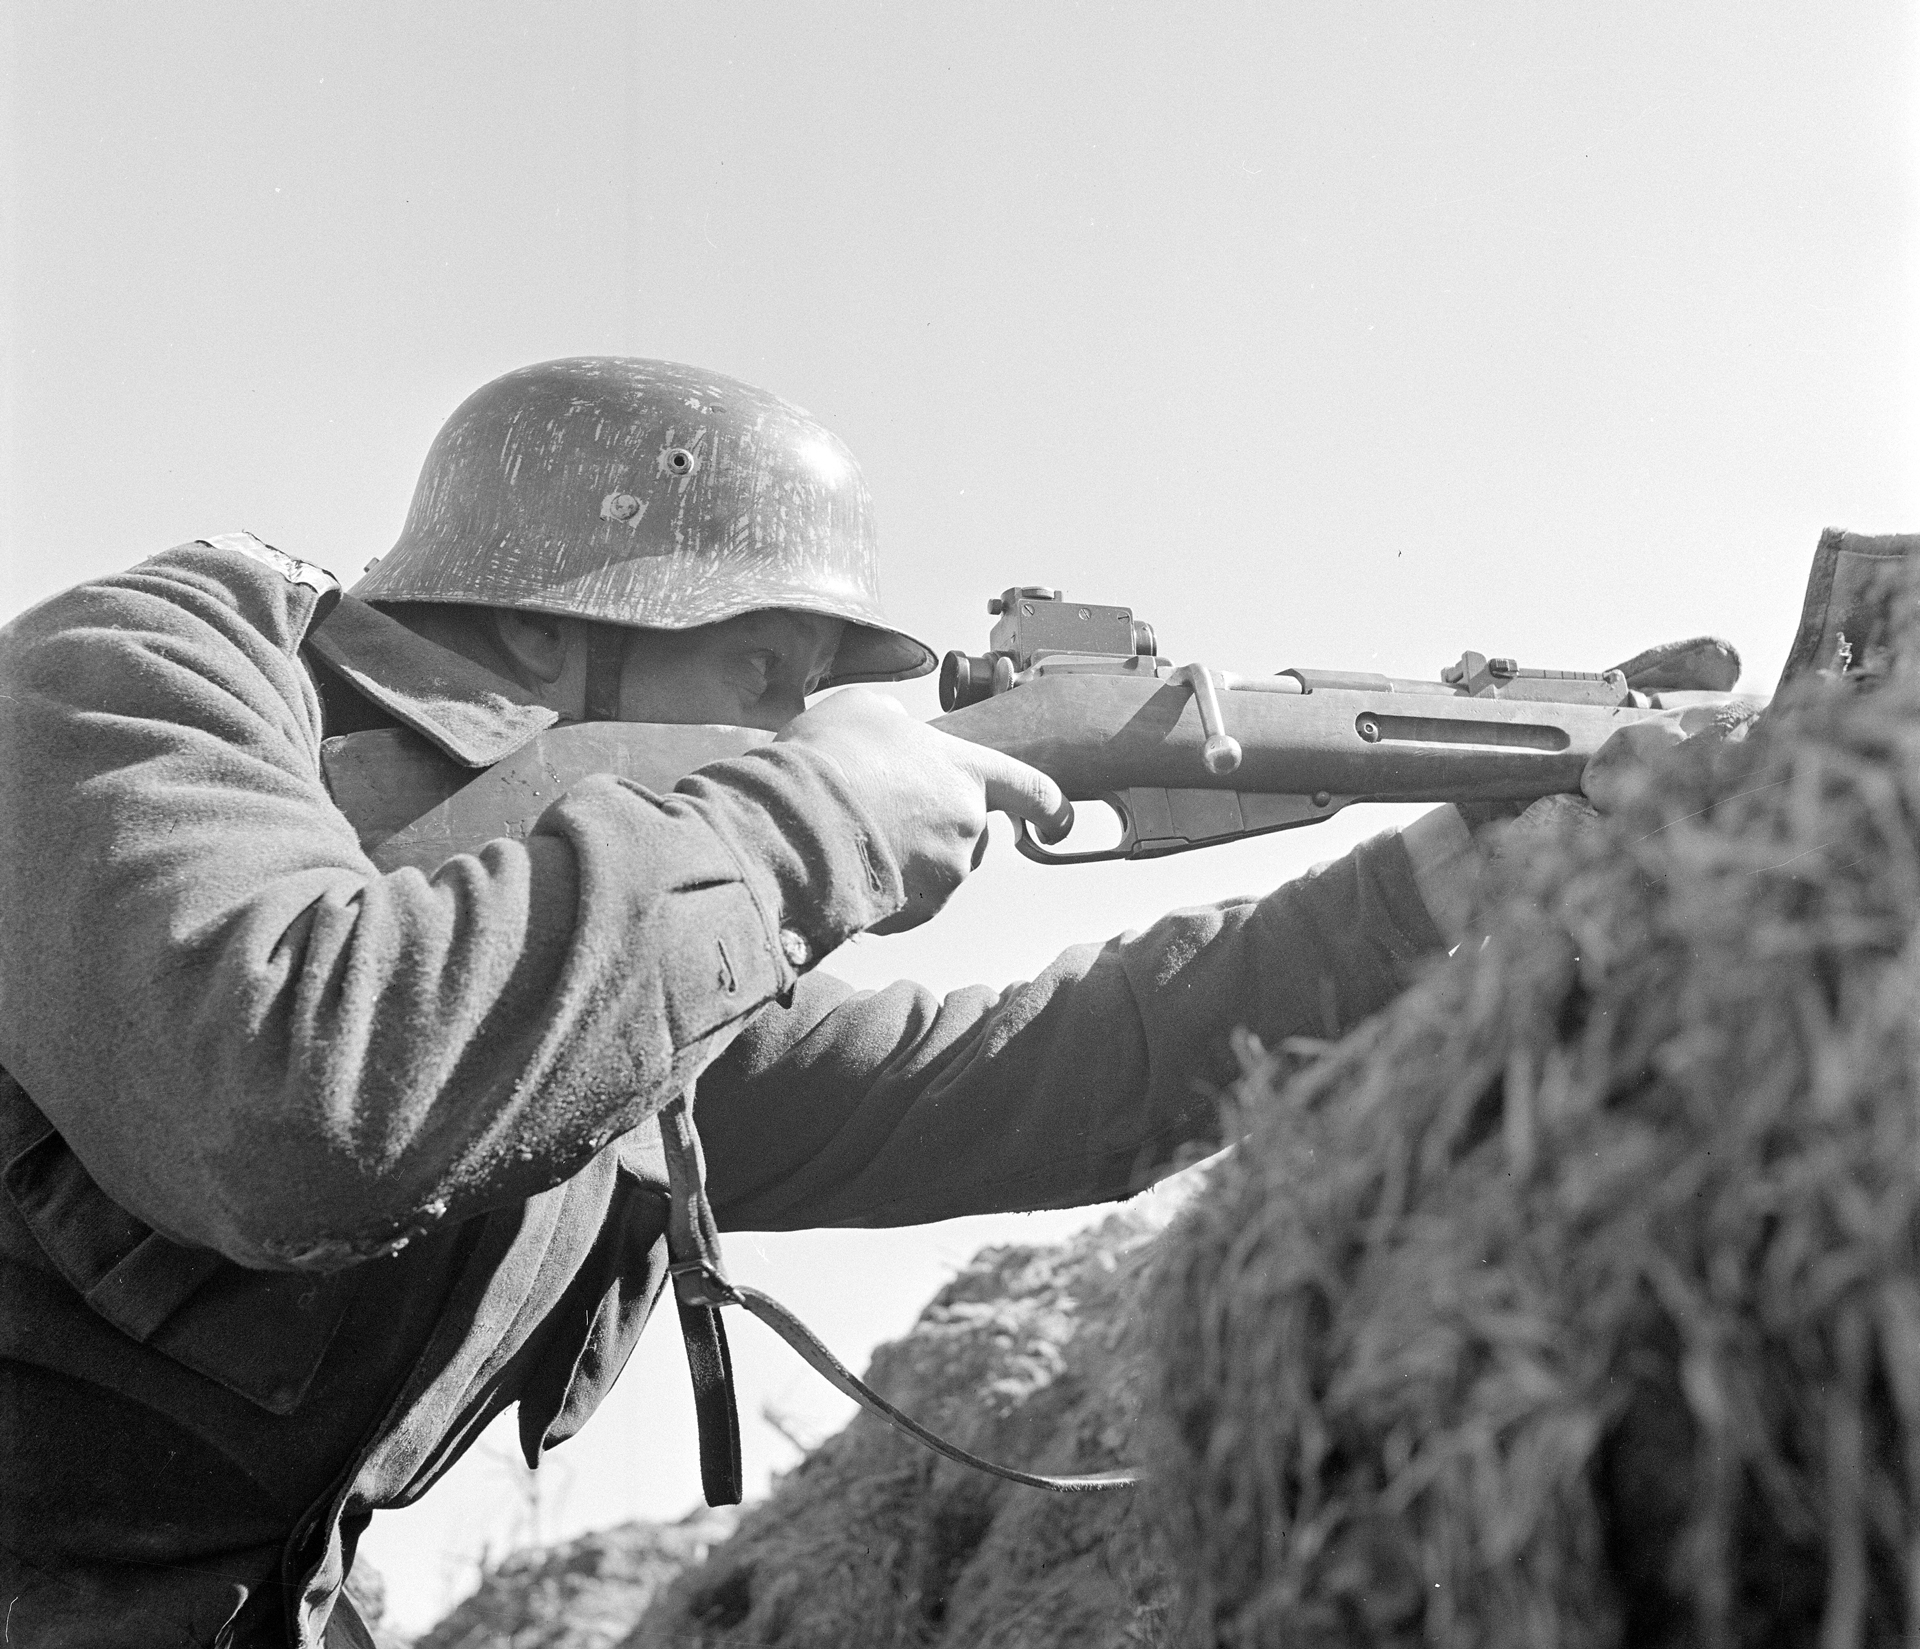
1507 700 1755 838
1478 701 1759 878
1412 701 1757 942
1579 700 1753 813
777 690 1072 933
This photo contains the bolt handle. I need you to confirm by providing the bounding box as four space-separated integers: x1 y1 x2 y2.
1174 665 1243 776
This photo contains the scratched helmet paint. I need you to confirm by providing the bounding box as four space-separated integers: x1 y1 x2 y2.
353 357 934 686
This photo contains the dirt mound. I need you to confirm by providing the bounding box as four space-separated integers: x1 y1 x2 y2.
1142 662 1920 1645
624 1211 1180 1649
408 1508 736 1649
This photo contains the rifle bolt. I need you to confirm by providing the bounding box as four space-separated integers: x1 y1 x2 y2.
1312 792 1331 808
1358 716 1382 742
1202 735 1243 776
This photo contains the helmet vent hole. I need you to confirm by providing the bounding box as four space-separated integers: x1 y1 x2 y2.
658 446 700 477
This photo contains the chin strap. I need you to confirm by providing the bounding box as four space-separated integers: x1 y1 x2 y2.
656 1090 1138 1505
583 623 627 723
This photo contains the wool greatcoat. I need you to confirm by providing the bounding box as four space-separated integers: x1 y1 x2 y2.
0 538 1446 1647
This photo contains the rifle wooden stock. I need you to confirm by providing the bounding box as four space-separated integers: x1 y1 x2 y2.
324 722 772 873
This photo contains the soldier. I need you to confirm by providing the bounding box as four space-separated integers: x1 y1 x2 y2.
0 357 1495 1647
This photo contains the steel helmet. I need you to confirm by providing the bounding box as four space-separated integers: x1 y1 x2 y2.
353 357 934 686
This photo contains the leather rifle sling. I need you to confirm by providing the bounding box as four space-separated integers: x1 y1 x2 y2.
657 1091 1137 1503
659 1090 744 1506
577 622 741 1501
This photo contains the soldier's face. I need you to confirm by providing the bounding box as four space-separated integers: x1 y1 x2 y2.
615 610 846 730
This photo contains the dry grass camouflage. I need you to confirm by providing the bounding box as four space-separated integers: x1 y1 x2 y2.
1143 571 1920 1646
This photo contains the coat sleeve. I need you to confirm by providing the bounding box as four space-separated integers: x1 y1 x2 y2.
0 544 904 1269
695 831 1445 1230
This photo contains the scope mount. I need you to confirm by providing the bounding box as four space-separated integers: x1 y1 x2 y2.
940 587 1157 711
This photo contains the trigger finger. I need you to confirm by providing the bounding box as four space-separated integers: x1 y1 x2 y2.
976 753 1072 843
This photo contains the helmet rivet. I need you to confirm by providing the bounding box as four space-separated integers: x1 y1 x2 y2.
658 446 700 477
600 492 644 523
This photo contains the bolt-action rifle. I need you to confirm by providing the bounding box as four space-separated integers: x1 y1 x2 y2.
321 584 1746 874
929 586 1744 862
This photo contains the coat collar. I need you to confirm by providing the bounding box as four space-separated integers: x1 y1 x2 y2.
305 596 560 768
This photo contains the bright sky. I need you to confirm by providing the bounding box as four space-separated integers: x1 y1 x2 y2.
4 2 1916 1634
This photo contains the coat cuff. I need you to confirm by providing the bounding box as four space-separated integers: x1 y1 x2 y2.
671 744 908 990
1346 827 1451 970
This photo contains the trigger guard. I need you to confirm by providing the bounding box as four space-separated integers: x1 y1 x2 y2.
1013 806 1137 866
